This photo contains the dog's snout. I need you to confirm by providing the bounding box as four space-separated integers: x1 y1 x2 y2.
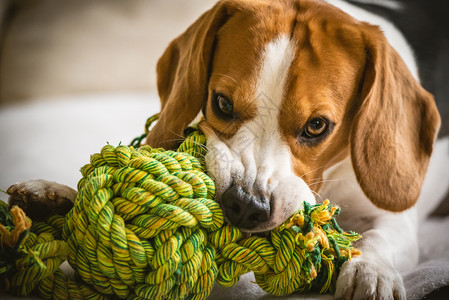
221 185 270 230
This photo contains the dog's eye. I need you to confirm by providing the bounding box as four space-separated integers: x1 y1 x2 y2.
298 117 333 145
211 93 236 120
216 94 233 116
303 118 328 138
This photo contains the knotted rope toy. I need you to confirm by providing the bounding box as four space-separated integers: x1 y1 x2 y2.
1 115 361 299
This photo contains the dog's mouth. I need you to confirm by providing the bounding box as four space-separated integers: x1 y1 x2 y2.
211 173 318 233
216 184 312 233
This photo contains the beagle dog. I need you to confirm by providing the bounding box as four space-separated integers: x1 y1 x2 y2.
7 0 448 299
144 0 448 299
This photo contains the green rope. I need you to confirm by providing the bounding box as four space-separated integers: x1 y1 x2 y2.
129 113 160 148
0 203 108 299
0 115 361 299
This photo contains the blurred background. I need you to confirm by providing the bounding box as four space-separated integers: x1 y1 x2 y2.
0 0 215 105
1 2 448 299
0 3 331 299
0 0 215 189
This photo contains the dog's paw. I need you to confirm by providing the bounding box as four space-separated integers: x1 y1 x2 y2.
7 179 77 221
335 256 406 300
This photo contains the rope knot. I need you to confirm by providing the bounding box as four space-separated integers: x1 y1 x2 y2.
1 119 361 300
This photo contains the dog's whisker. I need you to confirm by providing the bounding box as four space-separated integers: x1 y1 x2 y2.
310 189 324 202
153 137 186 145
188 140 209 151
298 165 328 179
304 177 343 184
168 129 186 140
306 178 344 184
306 178 345 187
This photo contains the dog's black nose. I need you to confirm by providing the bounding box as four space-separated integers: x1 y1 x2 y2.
221 185 270 230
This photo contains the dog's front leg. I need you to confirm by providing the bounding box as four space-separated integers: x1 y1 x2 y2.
321 159 419 300
334 210 418 300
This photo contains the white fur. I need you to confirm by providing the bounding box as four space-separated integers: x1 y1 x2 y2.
320 143 449 299
205 3 445 298
348 0 404 11
321 157 420 271
320 154 419 299
205 35 315 232
311 2 437 298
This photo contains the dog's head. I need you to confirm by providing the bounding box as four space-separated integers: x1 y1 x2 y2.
146 0 441 232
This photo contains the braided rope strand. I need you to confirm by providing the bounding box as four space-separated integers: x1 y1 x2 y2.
1 117 361 299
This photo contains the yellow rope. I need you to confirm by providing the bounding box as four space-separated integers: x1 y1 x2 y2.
1 121 361 299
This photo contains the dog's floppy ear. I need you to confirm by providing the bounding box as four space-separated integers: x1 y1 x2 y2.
145 1 235 149
351 25 441 212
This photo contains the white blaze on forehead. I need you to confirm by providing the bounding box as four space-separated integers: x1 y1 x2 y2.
257 34 296 109
205 34 315 232
229 34 297 194
249 34 296 175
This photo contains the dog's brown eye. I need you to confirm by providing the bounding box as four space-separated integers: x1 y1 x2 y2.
304 118 327 137
217 94 233 116
298 117 333 145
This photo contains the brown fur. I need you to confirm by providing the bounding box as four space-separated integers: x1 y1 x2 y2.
146 0 290 148
351 25 441 211
146 0 232 149
146 0 441 212
279 1 367 192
